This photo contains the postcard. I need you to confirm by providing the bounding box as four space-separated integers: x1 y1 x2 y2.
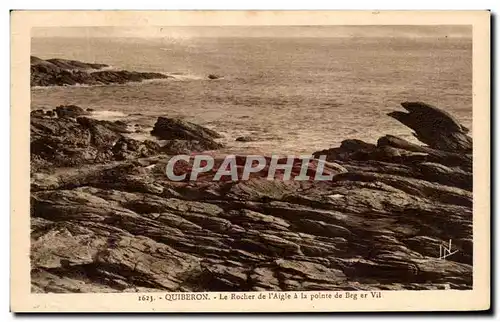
10 10 490 312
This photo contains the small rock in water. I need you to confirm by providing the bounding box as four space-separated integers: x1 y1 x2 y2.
235 136 256 142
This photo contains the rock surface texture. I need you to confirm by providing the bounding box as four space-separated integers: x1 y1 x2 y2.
31 56 171 87
30 102 473 293
151 117 224 152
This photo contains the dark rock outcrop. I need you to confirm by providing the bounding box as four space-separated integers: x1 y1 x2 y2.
30 116 160 170
387 101 472 153
30 101 473 293
313 139 378 162
31 56 108 71
162 139 222 155
30 110 228 171
236 136 256 142
151 117 223 150
30 157 473 292
30 109 45 117
31 56 171 87
313 103 472 205
208 74 222 80
55 105 89 118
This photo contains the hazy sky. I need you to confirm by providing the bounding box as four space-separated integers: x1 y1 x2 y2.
32 25 472 39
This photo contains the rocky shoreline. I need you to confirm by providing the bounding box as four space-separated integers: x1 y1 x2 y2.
31 57 226 86
31 56 172 87
30 101 473 293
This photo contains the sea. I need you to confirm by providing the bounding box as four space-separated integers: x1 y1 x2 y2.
30 35 472 155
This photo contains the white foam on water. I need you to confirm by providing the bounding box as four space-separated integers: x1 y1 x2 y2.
67 65 116 73
167 74 206 81
90 110 128 121
32 83 107 89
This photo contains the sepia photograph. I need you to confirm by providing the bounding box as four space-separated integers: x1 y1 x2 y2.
10 10 490 312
